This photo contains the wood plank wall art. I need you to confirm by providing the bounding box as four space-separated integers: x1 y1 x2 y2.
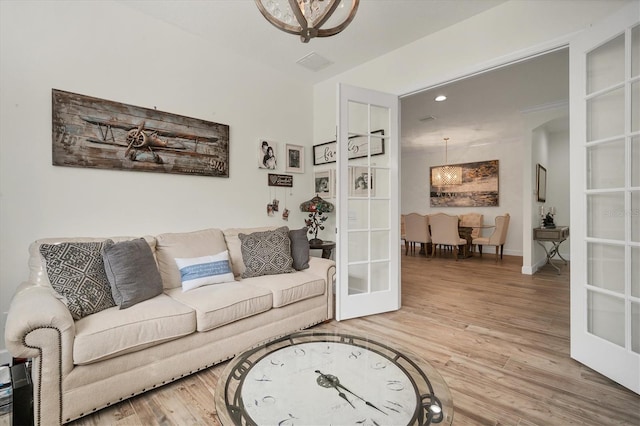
52 89 230 177
430 160 499 207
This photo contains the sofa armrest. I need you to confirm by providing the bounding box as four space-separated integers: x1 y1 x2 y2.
5 282 76 371
307 257 336 319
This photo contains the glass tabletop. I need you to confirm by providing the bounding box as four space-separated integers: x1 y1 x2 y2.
215 330 453 425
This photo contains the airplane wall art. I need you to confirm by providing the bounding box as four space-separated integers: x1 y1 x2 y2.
51 89 230 177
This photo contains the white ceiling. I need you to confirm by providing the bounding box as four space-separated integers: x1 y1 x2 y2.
120 0 570 149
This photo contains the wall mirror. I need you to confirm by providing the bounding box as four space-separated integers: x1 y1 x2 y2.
537 163 547 202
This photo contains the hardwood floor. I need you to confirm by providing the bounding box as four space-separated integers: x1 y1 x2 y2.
71 253 639 425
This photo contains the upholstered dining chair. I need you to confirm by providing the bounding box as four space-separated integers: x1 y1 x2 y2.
401 214 406 246
404 213 430 255
428 213 467 260
472 213 510 260
460 213 483 253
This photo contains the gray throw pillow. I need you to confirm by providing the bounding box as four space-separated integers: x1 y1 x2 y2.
289 227 310 270
102 239 163 309
239 226 295 278
40 241 116 320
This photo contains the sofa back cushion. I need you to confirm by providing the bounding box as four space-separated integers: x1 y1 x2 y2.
223 226 279 278
155 228 228 289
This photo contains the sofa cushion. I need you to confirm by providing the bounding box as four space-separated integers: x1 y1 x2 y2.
175 250 235 292
39 241 116 319
73 294 196 365
155 228 228 289
102 238 163 309
222 226 280 278
289 227 310 271
244 271 326 307
165 282 273 332
239 227 295 278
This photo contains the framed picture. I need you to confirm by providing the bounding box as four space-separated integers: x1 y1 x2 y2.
537 163 547 202
285 144 304 173
259 140 278 170
350 167 374 197
313 129 385 165
314 170 333 198
429 160 499 207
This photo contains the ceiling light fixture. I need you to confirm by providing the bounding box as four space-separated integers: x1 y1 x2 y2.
255 0 360 43
434 95 447 102
431 137 462 186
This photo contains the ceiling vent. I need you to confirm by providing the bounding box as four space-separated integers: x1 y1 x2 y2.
296 52 333 72
419 115 437 122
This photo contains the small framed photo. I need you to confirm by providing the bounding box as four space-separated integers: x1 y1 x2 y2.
314 170 333 198
285 144 304 173
351 167 374 197
259 140 278 170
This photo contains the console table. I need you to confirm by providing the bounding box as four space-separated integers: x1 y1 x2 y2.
533 226 569 274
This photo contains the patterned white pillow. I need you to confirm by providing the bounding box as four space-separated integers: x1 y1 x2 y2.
239 227 295 278
175 250 235 292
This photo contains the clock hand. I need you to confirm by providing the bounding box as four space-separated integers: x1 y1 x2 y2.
315 370 356 408
335 383 387 415
315 370 387 415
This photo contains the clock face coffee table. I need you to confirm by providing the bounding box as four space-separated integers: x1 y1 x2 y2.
215 330 453 425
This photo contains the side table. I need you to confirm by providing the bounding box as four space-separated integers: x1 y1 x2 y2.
309 240 335 259
533 226 569 274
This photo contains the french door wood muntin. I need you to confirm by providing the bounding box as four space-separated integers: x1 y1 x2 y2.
569 1 639 394
336 83 400 321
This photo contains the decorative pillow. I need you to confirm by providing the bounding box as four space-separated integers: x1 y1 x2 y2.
239 227 295 278
102 238 163 309
175 250 235 292
40 241 116 319
289 227 310 271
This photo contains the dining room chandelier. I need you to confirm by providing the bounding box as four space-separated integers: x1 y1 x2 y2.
255 0 360 43
431 137 463 186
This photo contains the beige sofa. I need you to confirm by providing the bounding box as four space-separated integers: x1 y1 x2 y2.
4 227 335 425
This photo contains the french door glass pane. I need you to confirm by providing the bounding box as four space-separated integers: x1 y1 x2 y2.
587 192 625 240
588 290 625 347
348 231 368 263
371 261 390 292
587 34 625 94
348 197 368 228
348 102 368 135
587 139 625 188
632 191 640 242
632 24 640 78
348 263 367 295
632 246 640 297
371 230 389 261
587 243 625 293
371 200 389 229
633 136 640 187
587 87 625 141
633 302 640 354
373 168 390 198
633 81 640 132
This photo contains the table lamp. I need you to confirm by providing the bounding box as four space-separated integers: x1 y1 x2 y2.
299 194 334 244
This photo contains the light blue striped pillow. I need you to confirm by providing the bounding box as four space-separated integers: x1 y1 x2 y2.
175 250 235 292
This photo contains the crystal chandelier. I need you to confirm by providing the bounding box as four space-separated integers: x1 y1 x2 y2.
255 0 360 43
431 138 462 186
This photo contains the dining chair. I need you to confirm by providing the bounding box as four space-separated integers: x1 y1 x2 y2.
460 213 483 252
404 213 430 255
401 214 406 248
428 213 467 260
472 213 510 260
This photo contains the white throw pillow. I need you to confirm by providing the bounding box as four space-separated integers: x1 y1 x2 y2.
175 251 235 292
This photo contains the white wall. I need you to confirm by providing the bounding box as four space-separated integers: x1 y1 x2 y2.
0 1 314 355
311 0 629 261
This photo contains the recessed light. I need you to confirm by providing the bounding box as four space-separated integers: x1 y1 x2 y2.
435 95 447 102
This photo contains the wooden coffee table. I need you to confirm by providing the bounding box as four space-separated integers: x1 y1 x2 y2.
215 330 453 425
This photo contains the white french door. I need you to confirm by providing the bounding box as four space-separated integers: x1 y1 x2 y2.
569 1 640 393
335 83 400 321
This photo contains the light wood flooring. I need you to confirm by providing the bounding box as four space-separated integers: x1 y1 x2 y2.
71 253 639 425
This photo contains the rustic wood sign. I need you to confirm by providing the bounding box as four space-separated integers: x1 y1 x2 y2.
51 89 230 177
268 174 293 187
